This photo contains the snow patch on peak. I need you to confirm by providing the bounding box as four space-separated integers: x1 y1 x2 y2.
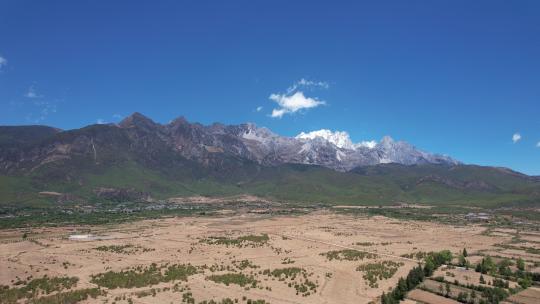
380 136 395 146
355 140 377 149
296 129 377 150
296 129 355 149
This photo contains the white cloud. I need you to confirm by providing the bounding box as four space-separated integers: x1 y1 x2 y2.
269 91 325 118
512 133 521 143
287 78 329 94
268 78 329 118
256 106 263 112
24 85 42 98
536 141 540 148
112 114 123 119
270 108 286 118
96 118 106 124
0 56 6 69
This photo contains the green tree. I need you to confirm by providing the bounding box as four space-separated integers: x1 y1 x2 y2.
395 278 407 300
458 254 467 267
498 259 512 276
517 258 525 271
519 274 532 288
476 256 496 274
424 259 435 277
462 248 468 257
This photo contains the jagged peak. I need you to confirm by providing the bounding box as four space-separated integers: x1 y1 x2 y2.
380 136 394 145
118 112 158 129
169 116 189 126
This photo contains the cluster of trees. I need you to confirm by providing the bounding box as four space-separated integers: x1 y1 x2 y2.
380 250 454 304
0 276 79 303
423 250 453 277
321 249 377 261
190 298 268 304
206 273 258 288
94 244 155 254
260 267 317 296
475 256 533 288
91 263 197 289
380 265 424 304
263 267 303 279
32 288 103 304
356 261 403 288
468 284 509 303
458 248 471 268
437 275 512 304
475 256 497 274
324 246 539 304
1 205 203 229
201 234 269 248
233 259 259 270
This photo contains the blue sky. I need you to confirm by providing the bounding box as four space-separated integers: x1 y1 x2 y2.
1 1 539 174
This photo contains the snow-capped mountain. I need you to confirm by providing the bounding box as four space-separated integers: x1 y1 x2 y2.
218 121 459 171
0 113 459 175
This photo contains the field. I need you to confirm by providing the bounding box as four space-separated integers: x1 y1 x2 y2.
1 210 540 304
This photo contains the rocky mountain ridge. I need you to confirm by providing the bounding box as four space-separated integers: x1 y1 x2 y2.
0 112 458 173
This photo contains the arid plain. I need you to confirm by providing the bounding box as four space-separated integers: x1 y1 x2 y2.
3 210 538 304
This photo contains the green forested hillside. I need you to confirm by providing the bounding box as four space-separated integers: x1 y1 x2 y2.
1 161 539 208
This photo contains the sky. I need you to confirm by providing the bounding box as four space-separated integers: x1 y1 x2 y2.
0 1 539 174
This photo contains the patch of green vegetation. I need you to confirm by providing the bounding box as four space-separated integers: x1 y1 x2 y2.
94 244 154 254
206 273 257 287
184 295 267 304
261 267 318 296
200 234 269 248
232 260 259 270
264 267 303 279
0 276 79 303
426 276 517 304
401 251 430 260
320 249 377 261
474 255 537 288
356 261 404 288
29 288 104 304
381 250 455 304
90 263 197 289
494 243 540 255
3 161 540 210
355 242 375 246
0 204 209 229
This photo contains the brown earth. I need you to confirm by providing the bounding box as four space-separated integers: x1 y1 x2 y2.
0 211 519 303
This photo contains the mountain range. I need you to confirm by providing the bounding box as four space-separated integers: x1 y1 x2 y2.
1 112 539 207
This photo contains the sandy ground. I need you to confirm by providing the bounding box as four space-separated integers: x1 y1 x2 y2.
407 289 460 304
0 211 517 303
505 287 540 304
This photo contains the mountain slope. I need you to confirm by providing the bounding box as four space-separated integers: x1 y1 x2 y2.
0 113 538 207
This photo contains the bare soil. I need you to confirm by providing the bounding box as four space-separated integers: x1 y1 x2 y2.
0 211 518 303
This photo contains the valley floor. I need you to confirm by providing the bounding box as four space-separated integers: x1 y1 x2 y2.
0 211 539 304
